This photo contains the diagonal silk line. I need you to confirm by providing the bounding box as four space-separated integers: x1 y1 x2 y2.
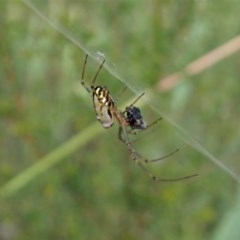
22 0 88 53
22 0 140 94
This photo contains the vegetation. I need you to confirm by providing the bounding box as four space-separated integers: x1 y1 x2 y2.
0 0 240 239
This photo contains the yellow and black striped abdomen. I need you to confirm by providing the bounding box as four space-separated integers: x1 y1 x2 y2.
92 86 115 128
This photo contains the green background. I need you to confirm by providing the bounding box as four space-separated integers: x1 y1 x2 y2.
0 0 240 239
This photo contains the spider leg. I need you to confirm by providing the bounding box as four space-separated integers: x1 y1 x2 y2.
122 92 145 114
122 128 180 163
91 56 105 86
128 117 163 138
118 125 129 143
81 54 92 93
118 126 160 180
146 117 163 129
128 117 163 136
118 124 175 162
129 146 161 181
130 148 198 181
141 149 180 163
118 126 198 182
115 86 128 103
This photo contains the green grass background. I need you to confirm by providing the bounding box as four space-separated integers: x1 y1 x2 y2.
0 0 240 239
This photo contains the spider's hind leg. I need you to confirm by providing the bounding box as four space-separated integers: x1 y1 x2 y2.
118 126 198 182
130 148 198 182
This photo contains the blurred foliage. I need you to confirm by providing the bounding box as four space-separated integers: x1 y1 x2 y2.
0 0 240 239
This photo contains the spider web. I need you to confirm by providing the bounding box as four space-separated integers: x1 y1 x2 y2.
22 0 240 183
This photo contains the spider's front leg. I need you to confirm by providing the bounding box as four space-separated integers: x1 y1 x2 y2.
81 54 92 93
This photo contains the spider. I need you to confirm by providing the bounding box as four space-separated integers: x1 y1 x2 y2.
80 54 198 182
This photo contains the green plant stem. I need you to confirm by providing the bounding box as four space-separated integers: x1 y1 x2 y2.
0 122 103 199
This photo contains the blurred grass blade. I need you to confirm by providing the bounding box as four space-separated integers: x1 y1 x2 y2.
0 122 102 199
212 190 240 240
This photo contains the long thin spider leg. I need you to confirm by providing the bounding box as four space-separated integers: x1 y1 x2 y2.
134 150 198 179
118 125 130 143
118 123 173 163
154 173 198 182
118 117 198 182
147 117 163 129
122 92 145 114
127 117 163 147
127 142 198 182
81 54 91 93
92 57 106 86
129 92 145 107
140 149 180 163
118 126 124 142
128 127 159 144
119 126 198 182
128 117 163 135
115 86 128 103
120 131 160 181
129 148 161 181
